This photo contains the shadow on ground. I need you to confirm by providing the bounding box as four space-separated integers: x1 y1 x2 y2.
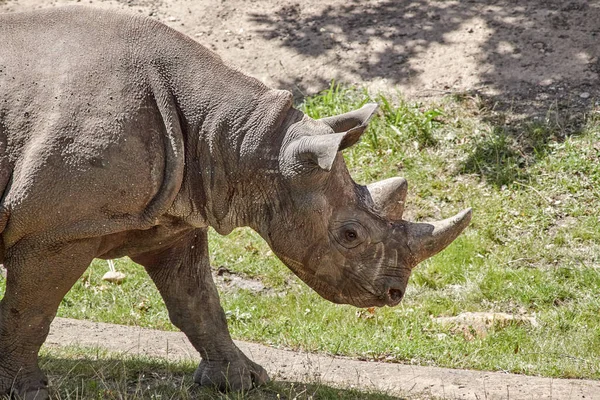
453 92 593 187
251 0 598 109
40 354 404 400
251 0 599 186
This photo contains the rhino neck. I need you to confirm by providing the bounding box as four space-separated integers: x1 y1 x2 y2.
175 85 297 234
140 31 296 234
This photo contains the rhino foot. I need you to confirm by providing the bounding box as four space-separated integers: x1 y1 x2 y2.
0 378 49 400
15 387 49 400
193 354 269 391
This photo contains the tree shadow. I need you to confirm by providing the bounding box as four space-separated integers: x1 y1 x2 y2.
454 91 588 187
39 354 403 399
250 0 598 186
250 0 598 108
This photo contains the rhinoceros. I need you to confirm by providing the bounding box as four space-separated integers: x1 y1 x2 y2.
0 6 471 399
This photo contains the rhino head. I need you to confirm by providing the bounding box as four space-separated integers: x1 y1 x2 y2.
261 103 471 308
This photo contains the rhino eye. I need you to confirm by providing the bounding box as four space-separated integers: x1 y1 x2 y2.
345 229 358 241
333 222 366 249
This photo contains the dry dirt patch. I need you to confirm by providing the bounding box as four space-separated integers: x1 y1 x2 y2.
433 312 538 340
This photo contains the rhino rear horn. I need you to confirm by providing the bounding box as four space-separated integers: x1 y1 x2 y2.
367 177 408 220
320 103 379 133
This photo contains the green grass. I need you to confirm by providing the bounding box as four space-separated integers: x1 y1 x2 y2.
39 346 403 399
1 83 600 388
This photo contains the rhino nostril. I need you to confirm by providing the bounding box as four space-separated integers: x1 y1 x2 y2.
388 288 404 303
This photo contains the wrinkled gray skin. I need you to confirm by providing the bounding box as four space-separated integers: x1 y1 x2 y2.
0 6 471 399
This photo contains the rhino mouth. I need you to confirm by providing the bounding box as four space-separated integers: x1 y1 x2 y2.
338 280 405 307
277 252 408 308
333 289 403 308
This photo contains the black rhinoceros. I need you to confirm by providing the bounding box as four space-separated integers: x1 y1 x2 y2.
0 6 471 399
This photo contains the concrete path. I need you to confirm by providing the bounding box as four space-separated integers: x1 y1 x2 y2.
47 318 600 400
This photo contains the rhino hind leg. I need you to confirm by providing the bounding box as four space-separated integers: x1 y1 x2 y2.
0 237 98 399
132 229 269 391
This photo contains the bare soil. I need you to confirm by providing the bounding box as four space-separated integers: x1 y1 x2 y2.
1 0 598 118
3 0 600 397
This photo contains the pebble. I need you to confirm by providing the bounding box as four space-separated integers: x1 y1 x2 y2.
580 92 590 99
102 271 127 284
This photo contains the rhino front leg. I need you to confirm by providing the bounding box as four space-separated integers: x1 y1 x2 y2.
132 229 268 391
0 238 98 400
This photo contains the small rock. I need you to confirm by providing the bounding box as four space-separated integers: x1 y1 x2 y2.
217 266 231 276
580 92 590 99
102 271 126 284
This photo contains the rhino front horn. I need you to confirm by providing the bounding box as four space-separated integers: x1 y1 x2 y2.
406 208 472 264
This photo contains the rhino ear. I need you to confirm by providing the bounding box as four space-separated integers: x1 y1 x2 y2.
282 127 363 174
320 103 379 133
282 105 377 177
284 132 344 173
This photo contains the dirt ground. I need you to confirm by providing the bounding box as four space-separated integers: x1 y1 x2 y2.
47 317 600 400
3 0 600 398
1 0 598 118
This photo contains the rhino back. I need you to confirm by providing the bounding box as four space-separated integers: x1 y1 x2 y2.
0 8 192 244
0 6 292 247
